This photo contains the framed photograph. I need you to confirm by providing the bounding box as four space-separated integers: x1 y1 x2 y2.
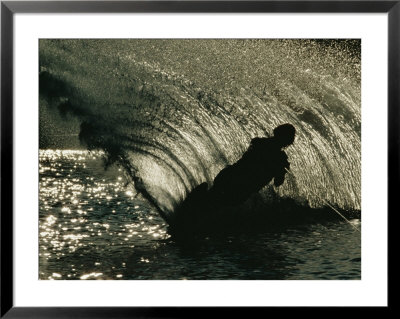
1 0 395 316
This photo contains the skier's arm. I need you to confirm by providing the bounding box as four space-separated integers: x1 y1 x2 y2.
274 153 290 186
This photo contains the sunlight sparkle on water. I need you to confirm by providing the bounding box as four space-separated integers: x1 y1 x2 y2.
39 150 169 280
80 272 103 280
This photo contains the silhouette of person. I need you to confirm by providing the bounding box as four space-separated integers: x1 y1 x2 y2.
170 124 296 236
208 123 296 207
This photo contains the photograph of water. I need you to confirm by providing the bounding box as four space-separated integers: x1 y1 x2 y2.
39 39 361 280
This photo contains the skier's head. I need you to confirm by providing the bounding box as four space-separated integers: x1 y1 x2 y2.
273 124 296 147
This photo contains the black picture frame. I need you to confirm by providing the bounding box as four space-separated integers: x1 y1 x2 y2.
1 0 395 317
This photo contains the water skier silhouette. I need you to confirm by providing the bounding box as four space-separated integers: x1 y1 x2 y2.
171 123 296 236
208 123 296 207
181 124 296 211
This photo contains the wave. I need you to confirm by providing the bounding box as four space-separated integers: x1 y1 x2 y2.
39 39 361 223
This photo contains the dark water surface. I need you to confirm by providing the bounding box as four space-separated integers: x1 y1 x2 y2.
39 150 361 280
